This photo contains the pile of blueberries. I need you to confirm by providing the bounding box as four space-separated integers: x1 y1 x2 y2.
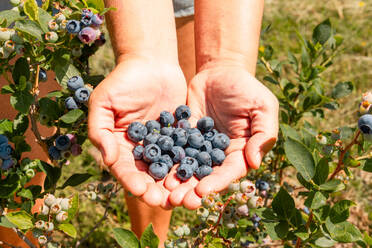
0 134 15 170
48 134 82 161
128 105 230 181
65 76 91 110
66 9 105 45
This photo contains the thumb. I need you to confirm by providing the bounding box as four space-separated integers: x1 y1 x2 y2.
245 133 277 169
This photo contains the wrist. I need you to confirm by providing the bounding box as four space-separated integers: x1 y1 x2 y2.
196 53 254 74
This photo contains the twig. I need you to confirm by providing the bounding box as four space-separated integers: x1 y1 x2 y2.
12 228 37 248
295 211 313 248
248 242 283 248
213 196 234 231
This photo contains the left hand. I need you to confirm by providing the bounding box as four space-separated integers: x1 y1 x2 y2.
165 64 279 209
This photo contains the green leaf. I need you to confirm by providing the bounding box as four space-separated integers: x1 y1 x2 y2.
58 223 77 238
272 187 295 219
263 221 288 240
36 160 61 190
14 20 43 40
319 179 345 192
10 91 33 114
55 63 81 88
113 228 140 248
13 113 29 136
5 211 33 230
313 19 332 45
67 194 79 222
87 0 105 11
12 57 30 84
280 124 302 141
17 188 33 200
314 237 337 247
59 173 92 189
12 135 31 154
42 0 50 10
0 174 19 198
313 158 329 185
284 137 315 181
304 191 326 209
361 159 372 172
301 45 311 70
0 119 13 136
39 97 61 120
363 232 372 245
263 76 278 85
331 81 353 99
38 8 52 33
329 200 355 223
0 10 24 27
46 91 64 98
140 224 159 248
1 84 16 94
325 218 362 243
60 109 85 124
0 216 17 228
24 0 39 21
294 226 309 240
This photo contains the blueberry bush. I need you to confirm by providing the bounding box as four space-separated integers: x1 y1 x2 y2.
0 0 371 247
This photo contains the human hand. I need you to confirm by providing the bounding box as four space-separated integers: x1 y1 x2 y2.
88 56 187 208
165 64 279 209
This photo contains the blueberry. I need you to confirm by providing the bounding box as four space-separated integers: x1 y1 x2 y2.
80 15 92 26
185 147 199 158
94 33 106 47
132 145 144 160
180 157 199 172
169 146 185 163
2 159 15 170
176 164 194 181
39 68 47 82
45 32 58 43
196 151 212 166
159 154 173 169
143 144 162 163
358 114 372 134
188 133 204 149
203 129 218 142
303 206 310 215
175 105 191 120
197 117 214 133
67 76 84 91
176 119 191 129
127 122 147 142
81 9 93 18
160 127 174 136
48 146 61 160
210 148 225 165
258 180 269 191
0 143 12 159
0 134 8 145
212 133 230 150
55 135 71 151
143 132 161 146
66 20 81 34
188 128 201 135
172 128 188 146
71 144 82 156
91 14 104 26
65 97 79 110
145 120 161 133
157 135 174 151
148 162 169 180
200 140 212 153
78 27 97 44
195 165 213 179
159 111 175 127
251 214 261 223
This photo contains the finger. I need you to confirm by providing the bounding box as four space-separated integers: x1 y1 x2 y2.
195 150 247 196
169 177 198 206
140 183 164 207
88 94 119 166
183 189 202 210
164 165 181 191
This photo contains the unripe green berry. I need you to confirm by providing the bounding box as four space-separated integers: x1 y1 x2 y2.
60 198 70 210
201 196 215 208
38 235 48 245
25 168 35 179
87 183 96 192
173 226 184 237
56 211 68 222
54 13 66 24
228 181 240 193
182 225 190 236
247 196 261 208
164 240 174 248
40 204 49 215
0 28 14 41
0 47 11 59
50 203 62 214
235 204 249 216
87 191 97 200
224 219 236 229
206 214 219 225
10 0 21 6
72 47 82 57
15 44 24 54
44 222 54 231
235 192 249 204
44 193 56 206
35 220 45 229
3 40 15 53
240 180 256 197
45 32 58 43
175 238 188 248
48 20 59 31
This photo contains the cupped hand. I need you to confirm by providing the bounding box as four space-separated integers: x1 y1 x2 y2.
88 56 187 208
165 64 279 209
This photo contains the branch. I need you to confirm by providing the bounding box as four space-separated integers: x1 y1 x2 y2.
12 228 37 248
213 195 234 231
295 211 313 248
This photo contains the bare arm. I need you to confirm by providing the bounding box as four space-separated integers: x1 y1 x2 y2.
194 0 264 74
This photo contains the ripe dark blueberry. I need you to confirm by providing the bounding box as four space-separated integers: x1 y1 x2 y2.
176 119 191 129
210 148 226 165
256 180 269 191
148 162 169 180
55 135 71 151
203 129 218 142
188 133 204 149
0 143 12 160
251 214 261 223
48 146 61 160
132 145 144 160
180 157 199 172
67 76 84 92
188 128 201 135
212 133 230 150
0 134 8 145
185 147 199 158
39 68 47 82
169 146 185 163
159 111 175 127
200 140 212 153
2 159 15 170
176 164 194 181
145 120 161 133
358 114 372 134
80 15 92 26
94 33 106 47
160 127 174 136
82 9 94 18
127 122 148 142
66 20 81 34
143 144 162 163
91 14 104 26
195 165 213 179
196 151 212 166
159 154 173 169
157 135 174 151
175 105 191 120
143 132 161 146
172 128 188 147
65 97 79 110
197 116 214 133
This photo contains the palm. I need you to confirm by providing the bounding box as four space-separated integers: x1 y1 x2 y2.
88 58 187 208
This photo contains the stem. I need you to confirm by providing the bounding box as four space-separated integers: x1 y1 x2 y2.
329 131 361 180
12 228 37 248
213 196 234 231
295 211 313 248
248 242 283 248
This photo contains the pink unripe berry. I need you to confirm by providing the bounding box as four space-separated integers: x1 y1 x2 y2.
78 27 97 44
240 180 256 197
44 193 56 206
66 134 77 144
71 144 82 156
35 220 45 229
60 198 70 210
235 204 249 216
50 203 62 214
235 192 249 204
228 181 240 193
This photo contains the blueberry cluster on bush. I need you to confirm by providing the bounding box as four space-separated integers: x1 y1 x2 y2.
128 105 230 181
0 27 24 59
48 134 82 161
0 134 16 170
65 76 92 110
358 92 372 141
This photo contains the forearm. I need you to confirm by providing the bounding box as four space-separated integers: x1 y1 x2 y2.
104 0 178 63
195 0 264 74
